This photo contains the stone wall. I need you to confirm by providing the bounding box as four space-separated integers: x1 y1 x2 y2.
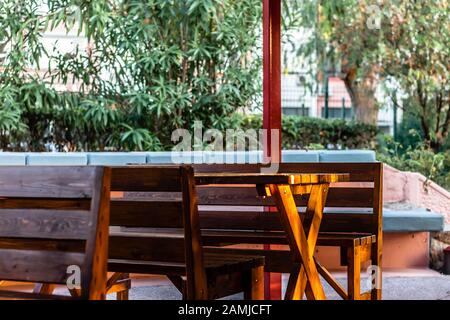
384 164 450 225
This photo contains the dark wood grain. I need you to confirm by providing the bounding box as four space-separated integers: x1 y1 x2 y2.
195 173 348 186
110 200 183 228
0 166 97 198
0 249 84 284
111 166 183 192
192 162 383 301
107 165 264 300
0 209 91 240
0 166 110 300
197 186 373 207
193 163 376 182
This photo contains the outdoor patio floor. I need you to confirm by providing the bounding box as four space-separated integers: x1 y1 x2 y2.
120 269 450 300
2 269 449 300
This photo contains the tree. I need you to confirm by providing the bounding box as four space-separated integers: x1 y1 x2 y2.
288 0 387 125
382 0 449 152
0 0 262 151
288 0 448 131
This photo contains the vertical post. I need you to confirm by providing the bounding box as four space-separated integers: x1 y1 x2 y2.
342 97 346 120
302 103 306 117
324 74 329 119
263 0 282 301
393 97 398 140
263 0 282 163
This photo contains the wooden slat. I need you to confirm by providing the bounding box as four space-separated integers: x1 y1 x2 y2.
0 290 75 300
202 230 287 245
200 210 281 231
83 166 111 300
199 210 374 233
0 237 84 252
109 233 186 263
0 249 85 284
0 209 91 240
111 167 182 192
108 259 186 276
0 198 91 210
197 186 373 207
204 247 293 273
195 173 348 186
321 213 373 233
315 258 348 300
110 200 183 228
0 166 98 198
180 165 208 300
326 188 373 207
193 163 378 182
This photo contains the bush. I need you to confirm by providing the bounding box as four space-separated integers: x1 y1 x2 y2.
241 115 379 150
377 133 450 191
0 0 262 152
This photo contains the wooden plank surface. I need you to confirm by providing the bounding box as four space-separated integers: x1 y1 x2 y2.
0 166 98 198
0 209 91 240
196 186 373 207
111 166 182 192
195 173 348 186
0 249 85 284
193 163 378 182
110 199 183 228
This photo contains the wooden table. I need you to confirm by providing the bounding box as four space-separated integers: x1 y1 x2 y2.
195 172 349 300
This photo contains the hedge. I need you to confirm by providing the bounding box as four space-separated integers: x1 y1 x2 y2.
240 115 379 150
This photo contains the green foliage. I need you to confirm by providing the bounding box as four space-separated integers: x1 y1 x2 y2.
290 0 449 132
240 115 379 150
0 0 262 151
381 1 450 152
377 133 450 190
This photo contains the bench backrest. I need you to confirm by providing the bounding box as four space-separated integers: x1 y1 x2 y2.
0 166 111 300
109 165 207 299
193 163 383 237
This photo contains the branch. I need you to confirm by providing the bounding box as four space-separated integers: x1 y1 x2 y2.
435 91 443 135
417 80 431 141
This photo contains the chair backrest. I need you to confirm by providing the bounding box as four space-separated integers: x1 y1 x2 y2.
193 163 383 237
109 165 207 299
0 166 111 300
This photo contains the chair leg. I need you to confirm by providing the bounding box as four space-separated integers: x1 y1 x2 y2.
116 290 129 300
243 266 264 300
370 241 382 300
33 283 56 295
347 246 361 300
106 273 131 300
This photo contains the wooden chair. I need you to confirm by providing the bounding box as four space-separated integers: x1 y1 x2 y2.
193 163 383 300
0 166 111 300
107 165 264 300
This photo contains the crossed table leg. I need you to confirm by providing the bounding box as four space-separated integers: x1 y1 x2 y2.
268 183 330 300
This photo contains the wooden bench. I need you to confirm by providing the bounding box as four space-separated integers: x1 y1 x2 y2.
193 163 383 300
107 165 264 300
0 166 111 300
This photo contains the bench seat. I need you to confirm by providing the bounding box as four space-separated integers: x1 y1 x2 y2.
201 230 375 247
109 251 264 278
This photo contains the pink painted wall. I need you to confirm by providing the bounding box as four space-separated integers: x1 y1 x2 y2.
383 164 450 224
315 232 430 270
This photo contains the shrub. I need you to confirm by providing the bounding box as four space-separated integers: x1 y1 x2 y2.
377 133 450 191
241 115 379 150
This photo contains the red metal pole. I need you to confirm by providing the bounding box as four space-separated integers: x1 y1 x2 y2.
263 0 282 300
263 0 282 163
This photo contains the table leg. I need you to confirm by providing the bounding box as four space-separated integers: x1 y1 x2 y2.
268 184 326 300
286 184 330 300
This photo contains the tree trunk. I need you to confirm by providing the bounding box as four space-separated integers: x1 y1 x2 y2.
341 66 379 125
351 85 379 125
